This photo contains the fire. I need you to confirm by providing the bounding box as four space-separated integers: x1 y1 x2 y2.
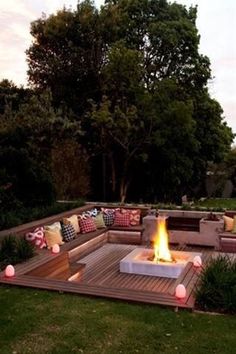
153 216 173 263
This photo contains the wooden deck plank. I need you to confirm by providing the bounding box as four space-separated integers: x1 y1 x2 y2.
0 274 190 308
0 243 214 310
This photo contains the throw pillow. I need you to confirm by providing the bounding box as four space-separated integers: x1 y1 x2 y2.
114 211 130 227
61 223 77 242
103 212 115 226
44 227 64 249
101 208 119 215
130 209 141 225
63 214 80 233
121 208 141 225
93 213 106 229
223 215 234 232
231 216 236 233
79 217 97 233
78 209 97 220
45 222 62 231
25 227 47 249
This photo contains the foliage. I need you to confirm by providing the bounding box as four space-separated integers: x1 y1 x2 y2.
0 234 35 270
195 255 236 314
0 79 31 114
0 89 83 208
24 0 234 202
0 287 236 354
0 201 85 231
51 140 90 200
15 237 35 261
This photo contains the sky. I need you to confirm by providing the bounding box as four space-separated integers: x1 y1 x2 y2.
0 0 235 136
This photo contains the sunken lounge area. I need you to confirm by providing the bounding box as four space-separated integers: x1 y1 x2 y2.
0 204 229 311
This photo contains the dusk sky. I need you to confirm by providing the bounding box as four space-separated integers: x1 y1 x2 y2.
0 0 235 137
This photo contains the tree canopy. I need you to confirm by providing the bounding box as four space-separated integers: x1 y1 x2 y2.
18 0 234 202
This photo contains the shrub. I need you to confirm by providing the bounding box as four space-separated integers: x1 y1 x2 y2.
0 235 17 263
16 237 35 261
0 200 85 231
0 234 35 270
195 255 236 314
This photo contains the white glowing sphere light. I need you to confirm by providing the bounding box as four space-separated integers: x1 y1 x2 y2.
175 284 186 299
5 265 15 277
52 244 60 254
193 255 202 268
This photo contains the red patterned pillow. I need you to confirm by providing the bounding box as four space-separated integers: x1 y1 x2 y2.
114 211 130 227
129 209 141 225
121 209 141 226
79 217 97 233
101 208 120 215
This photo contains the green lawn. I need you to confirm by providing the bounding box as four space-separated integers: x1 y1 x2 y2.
0 286 235 354
193 198 236 210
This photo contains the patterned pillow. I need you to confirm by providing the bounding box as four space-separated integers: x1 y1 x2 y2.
78 208 99 220
103 212 115 226
63 215 80 233
79 217 97 233
25 227 47 249
44 227 64 249
61 223 76 242
101 208 119 215
121 209 141 226
114 211 130 227
93 213 106 229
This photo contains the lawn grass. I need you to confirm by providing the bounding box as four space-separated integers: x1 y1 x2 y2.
0 286 236 354
193 198 236 211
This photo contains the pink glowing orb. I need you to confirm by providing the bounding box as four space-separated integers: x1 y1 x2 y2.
52 244 60 254
175 284 186 299
193 255 202 268
5 265 15 277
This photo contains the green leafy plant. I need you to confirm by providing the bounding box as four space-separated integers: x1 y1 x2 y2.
195 255 236 313
16 237 35 261
0 234 17 263
0 234 35 270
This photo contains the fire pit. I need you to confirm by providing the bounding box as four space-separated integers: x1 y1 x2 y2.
120 216 202 278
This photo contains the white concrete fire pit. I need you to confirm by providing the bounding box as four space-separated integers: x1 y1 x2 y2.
120 248 202 278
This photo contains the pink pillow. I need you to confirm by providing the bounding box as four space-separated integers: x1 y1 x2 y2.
79 217 97 233
101 208 120 215
121 208 141 225
114 211 130 227
25 227 47 249
129 209 141 225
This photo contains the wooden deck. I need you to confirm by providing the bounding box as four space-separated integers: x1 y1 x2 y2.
0 242 213 310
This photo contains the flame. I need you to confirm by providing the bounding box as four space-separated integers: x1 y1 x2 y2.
153 216 172 263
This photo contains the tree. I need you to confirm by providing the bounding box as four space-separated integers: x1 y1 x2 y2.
26 0 234 202
0 90 82 207
0 79 31 115
27 1 103 114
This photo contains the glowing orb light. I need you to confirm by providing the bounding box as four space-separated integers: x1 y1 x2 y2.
5 265 15 277
52 244 60 254
175 284 186 299
193 255 202 268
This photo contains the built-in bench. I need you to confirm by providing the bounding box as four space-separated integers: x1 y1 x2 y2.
218 211 236 252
